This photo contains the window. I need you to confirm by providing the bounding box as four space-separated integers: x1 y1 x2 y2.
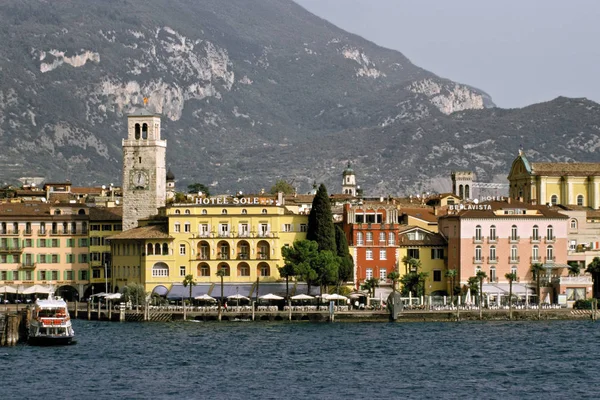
185 209 191 215
175 210 181 215
551 195 558 205
200 244 210 260
577 194 584 206
174 223 181 233
475 225 482 241
200 224 209 236
547 246 554 261
24 239 32 248
379 232 386 242
532 245 539 261
81 270 88 281
179 266 186 277
569 240 577 251
222 209 228 215
489 266 496 282
183 223 190 233
65 271 73 280
566 288 586 301
90 224 101 231
219 224 229 237
260 264 270 277
570 219 577 230
431 248 444 259
475 246 482 261
511 245 518 262
51 239 59 248
200 265 210 276
220 244 230 259
259 224 268 236
24 270 32 281
179 244 186 255
379 268 387 281
379 249 387 260
238 223 248 237
283 224 292 232
152 263 169 277
355 215 364 223
238 265 250 277
356 232 363 245
489 246 496 261
547 225 554 240
366 268 373 280
93 269 101 279
366 249 373 260
366 232 373 243
489 225 496 241
202 209 207 215
300 224 307 232
261 209 267 214
532 225 539 241
102 224 112 231
219 266 230 276
511 225 518 240
407 249 420 259
241 209 247 215
388 233 395 245
511 266 517 276
433 270 442 282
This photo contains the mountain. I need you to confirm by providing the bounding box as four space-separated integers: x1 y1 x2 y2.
0 0 598 196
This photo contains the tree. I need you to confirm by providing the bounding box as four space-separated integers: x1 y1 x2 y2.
475 270 487 319
313 250 340 293
445 269 457 306
277 263 296 301
400 272 420 297
586 257 600 299
505 272 517 320
215 267 226 312
282 240 319 294
307 184 336 253
401 255 411 274
335 226 353 284
387 271 400 292
361 278 379 299
269 179 295 195
187 183 210 196
530 263 545 320
568 261 581 277
182 274 196 306
122 283 147 307
173 192 188 203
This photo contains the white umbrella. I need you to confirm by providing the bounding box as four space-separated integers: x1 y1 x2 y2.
544 293 551 304
465 288 472 305
227 294 250 301
104 293 122 300
291 294 314 300
90 292 107 298
259 293 284 300
0 285 17 294
194 294 216 301
22 285 54 294
325 294 348 301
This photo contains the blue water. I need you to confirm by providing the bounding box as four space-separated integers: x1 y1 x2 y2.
2 319 600 399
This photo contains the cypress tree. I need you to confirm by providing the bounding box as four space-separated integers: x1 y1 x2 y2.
307 183 337 253
335 225 354 283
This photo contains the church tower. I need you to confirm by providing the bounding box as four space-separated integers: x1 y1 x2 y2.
122 109 167 231
451 171 474 199
342 162 357 196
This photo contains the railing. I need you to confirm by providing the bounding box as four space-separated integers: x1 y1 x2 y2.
218 253 230 260
37 229 47 236
0 245 22 252
530 236 540 243
258 254 270 260
0 229 19 235
509 236 520 243
196 255 210 261
473 237 483 244
487 237 497 244
19 262 36 269
530 256 541 263
545 236 555 244
473 257 483 264
508 256 520 263
545 256 555 263
557 276 592 284
237 254 249 260
488 257 498 264
23 229 33 236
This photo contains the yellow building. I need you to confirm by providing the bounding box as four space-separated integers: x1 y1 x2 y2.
508 150 600 208
0 202 90 300
108 197 308 295
88 206 123 294
398 226 447 296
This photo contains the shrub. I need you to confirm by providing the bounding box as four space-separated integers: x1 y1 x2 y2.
573 299 593 310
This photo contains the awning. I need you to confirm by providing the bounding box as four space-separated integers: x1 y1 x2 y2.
167 284 212 300
542 263 571 270
152 285 168 296
483 283 534 295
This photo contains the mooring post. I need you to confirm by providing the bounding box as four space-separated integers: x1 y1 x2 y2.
87 301 91 321
74 300 78 318
251 301 255 321
97 299 101 320
288 301 292 321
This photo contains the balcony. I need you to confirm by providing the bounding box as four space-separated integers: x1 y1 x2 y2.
217 253 230 260
196 255 210 261
23 229 33 236
488 257 498 264
237 253 250 260
257 232 271 238
257 253 270 260
37 229 47 236
0 229 19 236
556 276 593 284
545 236 555 244
0 245 22 253
487 237 498 244
509 236 520 244
530 256 541 263
237 232 250 238
472 236 483 244
530 236 541 244
19 262 36 269
217 232 230 238
473 257 483 264
508 256 520 263
545 256 556 263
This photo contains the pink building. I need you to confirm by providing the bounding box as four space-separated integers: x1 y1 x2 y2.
439 199 571 303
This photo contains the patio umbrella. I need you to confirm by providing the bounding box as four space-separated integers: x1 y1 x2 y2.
544 293 551 304
259 293 284 300
22 285 54 294
291 294 314 300
325 294 348 301
227 294 250 301
195 294 216 301
0 285 17 294
464 288 472 305
104 293 122 300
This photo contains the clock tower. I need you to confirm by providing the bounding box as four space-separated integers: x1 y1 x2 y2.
122 108 167 231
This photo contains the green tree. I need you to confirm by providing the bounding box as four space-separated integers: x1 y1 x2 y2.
530 263 545 320
568 261 581 277
361 278 379 299
215 267 226 312
586 257 600 298
313 250 340 293
277 263 296 301
387 271 400 292
475 270 487 319
307 184 336 253
173 192 188 203
419 271 429 300
122 283 147 307
282 240 319 294
466 277 479 297
187 183 210 196
445 269 457 306
269 179 295 195
182 274 196 306
400 272 420 297
505 272 517 320
335 226 354 284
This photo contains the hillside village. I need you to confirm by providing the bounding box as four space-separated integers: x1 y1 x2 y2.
1 110 599 309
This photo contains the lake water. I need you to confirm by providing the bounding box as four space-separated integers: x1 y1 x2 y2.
2 319 600 399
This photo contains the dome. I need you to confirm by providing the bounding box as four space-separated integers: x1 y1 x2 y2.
342 162 354 176
166 169 175 181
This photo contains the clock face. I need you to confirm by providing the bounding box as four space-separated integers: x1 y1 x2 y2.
130 169 149 189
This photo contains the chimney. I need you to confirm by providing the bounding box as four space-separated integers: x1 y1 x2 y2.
507 197 512 204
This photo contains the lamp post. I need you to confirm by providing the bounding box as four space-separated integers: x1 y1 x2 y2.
104 262 109 294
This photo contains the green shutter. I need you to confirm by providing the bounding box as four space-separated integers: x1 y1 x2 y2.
57 254 60 263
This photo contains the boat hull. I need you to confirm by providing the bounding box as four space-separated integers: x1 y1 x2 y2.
28 335 76 346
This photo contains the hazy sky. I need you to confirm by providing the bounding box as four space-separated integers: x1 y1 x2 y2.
295 0 600 109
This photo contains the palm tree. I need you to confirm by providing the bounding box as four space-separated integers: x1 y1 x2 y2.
445 269 457 306
505 272 517 320
182 274 196 305
568 261 581 277
361 278 379 299
586 257 600 299
387 271 400 292
215 267 226 313
475 270 487 320
401 255 411 274
530 263 545 320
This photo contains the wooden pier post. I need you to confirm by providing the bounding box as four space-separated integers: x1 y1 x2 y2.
87 301 91 320
108 301 112 321
120 308 125 322
74 301 78 318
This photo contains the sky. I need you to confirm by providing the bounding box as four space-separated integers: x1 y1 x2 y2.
294 0 600 109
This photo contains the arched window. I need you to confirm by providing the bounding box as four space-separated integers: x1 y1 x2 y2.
459 184 464 198
547 245 554 261
388 232 395 245
475 246 482 261
511 265 517 276
532 245 539 261
39 222 45 234
356 232 363 245
155 243 161 255
202 209 207 215
162 243 169 255
366 231 373 243
260 264 270 277
147 243 153 256
547 225 554 241
570 219 577 230
379 232 386 242
475 225 482 241
262 209 267 214
577 194 584 206
199 264 210 276
550 195 558 205
218 265 230 276
152 262 169 277
78 209 86 215
221 209 228 215
489 245 496 261
511 245 518 262
532 225 539 241
175 210 181 214
135 123 141 139
238 264 250 277
142 123 148 139
489 266 496 282
185 209 190 214
241 209 247 215
465 185 470 199
511 225 518 241
54 209 61 215
489 225 496 241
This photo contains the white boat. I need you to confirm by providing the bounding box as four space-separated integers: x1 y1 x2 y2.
28 296 76 346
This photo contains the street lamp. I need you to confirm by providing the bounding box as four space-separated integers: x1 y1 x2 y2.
104 262 108 294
